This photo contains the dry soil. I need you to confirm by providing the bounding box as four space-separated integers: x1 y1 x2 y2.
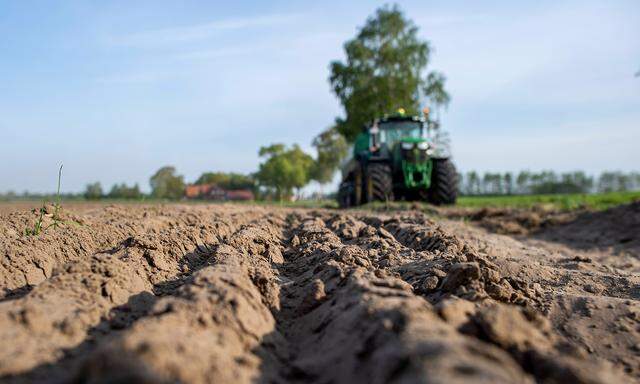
1 202 639 383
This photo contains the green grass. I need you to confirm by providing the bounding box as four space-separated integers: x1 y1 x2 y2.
457 191 640 211
7 191 639 214
90 198 339 209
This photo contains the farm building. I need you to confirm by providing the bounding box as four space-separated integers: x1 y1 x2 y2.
184 184 254 201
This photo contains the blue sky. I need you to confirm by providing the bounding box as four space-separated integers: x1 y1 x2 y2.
1 0 638 193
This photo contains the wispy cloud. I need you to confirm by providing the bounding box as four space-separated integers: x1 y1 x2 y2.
107 13 304 48
176 44 267 61
95 71 167 85
414 13 489 28
176 31 343 61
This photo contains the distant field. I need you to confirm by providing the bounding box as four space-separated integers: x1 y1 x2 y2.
0 198 340 215
2 191 639 215
457 191 640 211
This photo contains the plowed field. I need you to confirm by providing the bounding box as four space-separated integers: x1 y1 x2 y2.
1 202 639 383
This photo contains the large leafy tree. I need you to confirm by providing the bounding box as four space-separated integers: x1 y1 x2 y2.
311 127 348 189
256 144 314 201
108 183 143 199
149 166 185 199
84 182 103 200
329 5 449 142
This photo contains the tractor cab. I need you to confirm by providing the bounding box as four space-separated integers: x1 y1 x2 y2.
353 108 432 159
372 117 428 154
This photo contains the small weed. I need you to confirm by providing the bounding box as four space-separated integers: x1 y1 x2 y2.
24 205 46 236
24 164 70 236
50 164 64 228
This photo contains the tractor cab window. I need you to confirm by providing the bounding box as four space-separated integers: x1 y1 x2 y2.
379 121 423 145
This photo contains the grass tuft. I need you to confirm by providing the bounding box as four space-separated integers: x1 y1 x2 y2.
24 164 69 236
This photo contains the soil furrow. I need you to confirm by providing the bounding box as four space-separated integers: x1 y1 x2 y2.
265 212 535 383
0 204 637 383
0 207 270 382
21 212 292 384
266 211 628 383
73 253 279 384
0 205 263 299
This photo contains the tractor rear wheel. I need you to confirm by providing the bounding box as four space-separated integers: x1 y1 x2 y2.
428 159 458 205
365 163 393 203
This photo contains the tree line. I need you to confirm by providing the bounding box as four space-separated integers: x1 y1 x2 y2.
83 182 143 199
458 171 640 196
83 167 187 200
71 168 640 201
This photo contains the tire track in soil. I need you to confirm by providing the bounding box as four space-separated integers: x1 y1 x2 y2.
263 212 528 383
262 211 628 383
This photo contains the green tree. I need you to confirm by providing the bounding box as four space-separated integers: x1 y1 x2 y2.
256 144 314 201
311 127 348 192
150 166 185 199
108 183 143 199
481 173 501 195
423 72 451 118
516 171 530 194
530 171 559 194
329 5 449 141
555 172 593 194
631 172 640 190
465 171 480 195
195 172 255 190
504 172 514 195
289 145 316 198
84 182 103 200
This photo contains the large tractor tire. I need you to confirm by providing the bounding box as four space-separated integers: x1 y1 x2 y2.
365 163 394 203
337 182 354 208
337 170 363 208
428 159 458 205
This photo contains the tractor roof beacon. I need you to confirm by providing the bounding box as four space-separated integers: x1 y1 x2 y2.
337 108 457 208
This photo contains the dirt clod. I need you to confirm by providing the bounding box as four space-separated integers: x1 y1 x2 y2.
441 262 481 291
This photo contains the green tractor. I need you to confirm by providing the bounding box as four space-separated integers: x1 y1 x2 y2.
337 108 457 208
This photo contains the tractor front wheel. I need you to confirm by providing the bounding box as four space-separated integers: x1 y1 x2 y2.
428 159 458 205
337 182 354 208
365 163 394 203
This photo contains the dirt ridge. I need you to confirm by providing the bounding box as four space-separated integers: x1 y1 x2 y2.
0 204 638 383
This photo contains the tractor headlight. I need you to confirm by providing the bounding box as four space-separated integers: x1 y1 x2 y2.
401 142 414 150
416 142 429 150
